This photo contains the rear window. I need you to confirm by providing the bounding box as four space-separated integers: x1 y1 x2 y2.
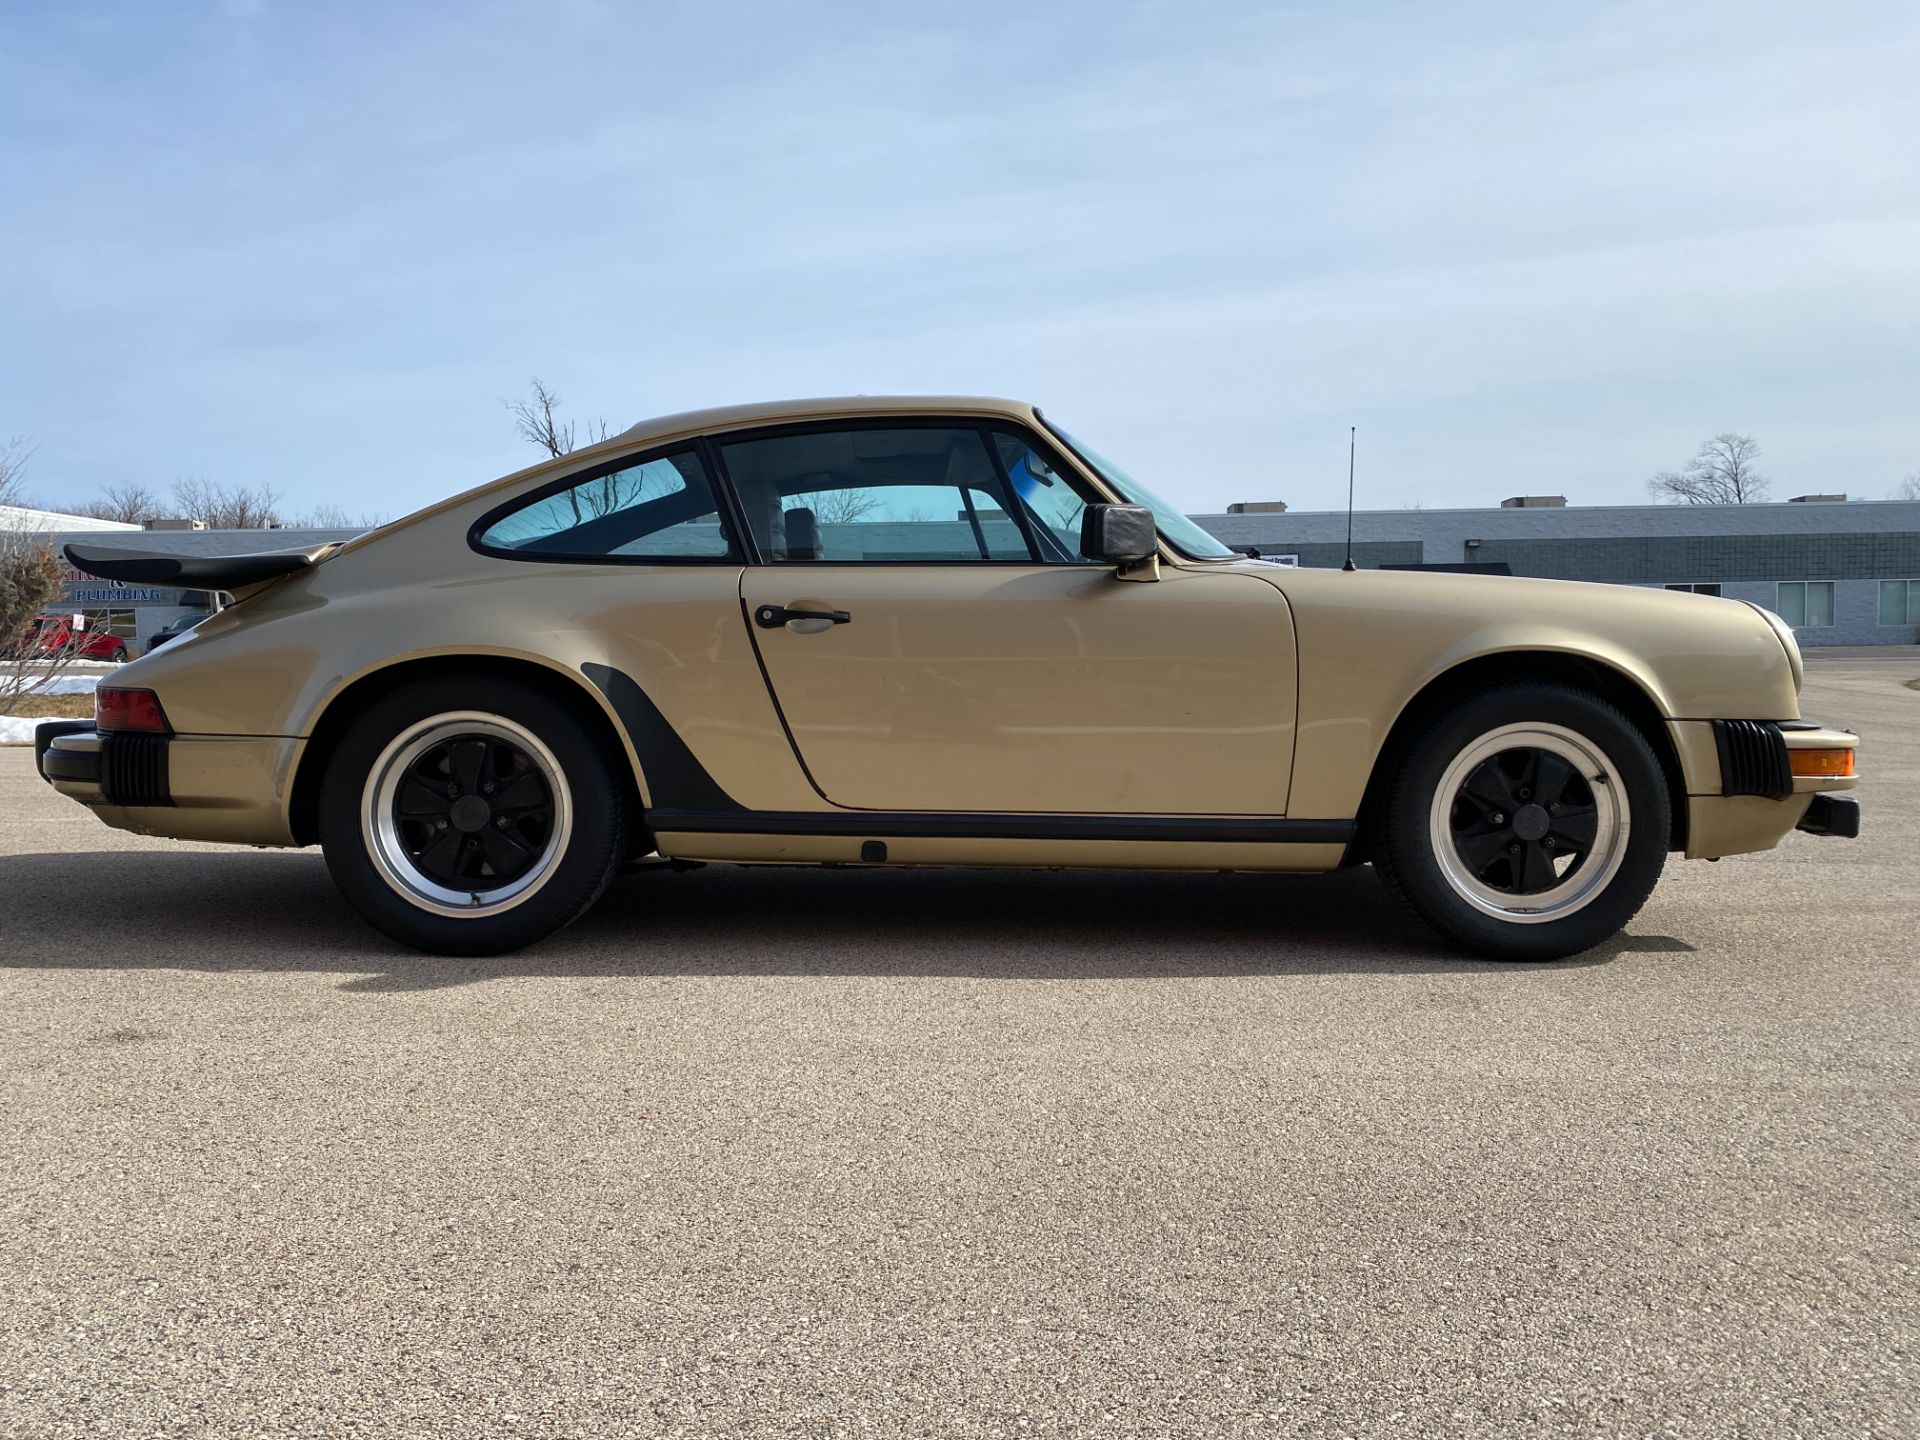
475 449 738 562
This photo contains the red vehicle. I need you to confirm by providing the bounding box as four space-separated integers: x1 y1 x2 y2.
25 614 130 663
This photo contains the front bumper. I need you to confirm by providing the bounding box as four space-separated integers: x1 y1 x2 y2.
35 722 302 846
1796 792 1860 838
1672 717 1860 859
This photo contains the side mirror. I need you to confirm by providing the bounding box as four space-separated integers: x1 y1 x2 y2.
1079 503 1158 567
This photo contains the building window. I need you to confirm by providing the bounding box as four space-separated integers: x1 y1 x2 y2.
1664 583 1722 596
1880 579 1920 626
1775 580 1835 628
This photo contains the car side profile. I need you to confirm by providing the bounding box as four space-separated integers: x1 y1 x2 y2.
26 614 129 663
37 396 1860 960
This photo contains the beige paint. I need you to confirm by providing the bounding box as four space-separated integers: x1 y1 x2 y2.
44 394 1856 872
1686 794 1815 860
740 562 1297 814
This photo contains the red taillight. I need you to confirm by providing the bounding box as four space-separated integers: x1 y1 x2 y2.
96 688 171 733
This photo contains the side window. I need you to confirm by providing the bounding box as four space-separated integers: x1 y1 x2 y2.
993 431 1094 562
476 449 735 560
718 426 1036 563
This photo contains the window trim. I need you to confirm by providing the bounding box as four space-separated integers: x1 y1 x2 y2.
467 442 746 567
702 414 1108 568
1034 408 1229 562
1662 582 1722 596
1775 579 1836 629
1879 578 1920 627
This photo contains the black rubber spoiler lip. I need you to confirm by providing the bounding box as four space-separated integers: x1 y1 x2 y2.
62 542 339 590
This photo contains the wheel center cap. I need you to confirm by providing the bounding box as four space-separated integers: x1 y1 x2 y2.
449 795 492 833
1512 803 1550 841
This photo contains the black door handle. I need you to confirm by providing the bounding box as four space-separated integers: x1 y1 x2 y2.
753 604 852 629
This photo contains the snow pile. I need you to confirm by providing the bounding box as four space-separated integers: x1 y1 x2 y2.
0 674 100 744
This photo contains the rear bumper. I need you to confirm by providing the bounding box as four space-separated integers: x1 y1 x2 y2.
36 723 302 846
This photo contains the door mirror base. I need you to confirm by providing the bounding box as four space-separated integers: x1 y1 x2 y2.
1113 554 1160 583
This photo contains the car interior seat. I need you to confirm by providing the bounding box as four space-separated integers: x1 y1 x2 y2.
782 507 820 560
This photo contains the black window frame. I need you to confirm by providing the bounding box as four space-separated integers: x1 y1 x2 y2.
702 415 1108 567
468 443 747 567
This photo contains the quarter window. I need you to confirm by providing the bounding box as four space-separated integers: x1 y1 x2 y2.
476 450 735 560
718 425 1058 563
1775 580 1835 629
1879 579 1920 626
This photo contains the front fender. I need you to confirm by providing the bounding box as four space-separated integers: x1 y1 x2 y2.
1276 569 1797 819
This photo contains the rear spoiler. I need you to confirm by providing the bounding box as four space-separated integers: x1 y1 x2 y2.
62 542 340 591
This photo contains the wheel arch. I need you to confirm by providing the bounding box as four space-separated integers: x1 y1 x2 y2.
1351 649 1688 859
288 653 648 847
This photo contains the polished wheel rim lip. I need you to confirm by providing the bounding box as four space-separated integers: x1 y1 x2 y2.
1428 722 1630 926
361 712 573 920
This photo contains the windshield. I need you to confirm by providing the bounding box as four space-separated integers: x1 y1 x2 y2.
1043 421 1236 559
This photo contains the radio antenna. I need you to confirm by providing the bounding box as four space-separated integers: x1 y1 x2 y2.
1341 426 1357 572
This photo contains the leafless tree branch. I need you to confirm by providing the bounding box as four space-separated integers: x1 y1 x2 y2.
506 379 614 460
1647 433 1769 504
1 440 77 708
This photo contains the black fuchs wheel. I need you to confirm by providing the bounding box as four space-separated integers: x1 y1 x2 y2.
317 676 628 955
1373 683 1670 961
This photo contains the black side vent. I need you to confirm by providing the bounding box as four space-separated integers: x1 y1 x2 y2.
1713 720 1791 801
99 733 173 807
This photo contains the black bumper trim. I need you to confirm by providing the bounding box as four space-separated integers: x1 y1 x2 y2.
1796 793 1860 838
646 807 1357 845
34 725 172 807
100 732 173 807
33 720 95 781
1713 719 1792 801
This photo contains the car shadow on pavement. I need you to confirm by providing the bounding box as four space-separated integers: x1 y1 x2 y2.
0 849 1693 991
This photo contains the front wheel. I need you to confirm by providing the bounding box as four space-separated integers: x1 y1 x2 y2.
1373 683 1670 962
318 677 628 955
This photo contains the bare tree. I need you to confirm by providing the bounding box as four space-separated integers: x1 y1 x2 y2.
169 476 286 529
292 503 389 530
507 379 612 459
1893 472 1920 502
808 488 884 525
1 439 76 710
77 482 161 526
1647 433 1770 504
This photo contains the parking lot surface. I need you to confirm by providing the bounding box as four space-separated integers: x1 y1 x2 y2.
2 657 1914 1438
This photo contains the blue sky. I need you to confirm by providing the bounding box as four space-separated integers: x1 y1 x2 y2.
3 0 1916 519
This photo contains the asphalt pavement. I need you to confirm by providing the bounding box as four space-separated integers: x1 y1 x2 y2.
1 656 1914 1437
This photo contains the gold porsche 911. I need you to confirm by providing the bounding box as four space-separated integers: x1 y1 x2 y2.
38 396 1859 960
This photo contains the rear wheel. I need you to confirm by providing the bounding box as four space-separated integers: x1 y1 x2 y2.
109 644 128 663
1374 683 1669 961
318 677 627 955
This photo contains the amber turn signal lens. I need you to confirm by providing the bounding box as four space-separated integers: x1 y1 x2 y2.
96 688 171 733
1789 748 1854 779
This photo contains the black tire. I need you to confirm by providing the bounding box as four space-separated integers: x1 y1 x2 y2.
317 676 627 955
1373 682 1670 962
109 645 128 663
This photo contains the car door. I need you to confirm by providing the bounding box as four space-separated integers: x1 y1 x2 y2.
724 419 1298 816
